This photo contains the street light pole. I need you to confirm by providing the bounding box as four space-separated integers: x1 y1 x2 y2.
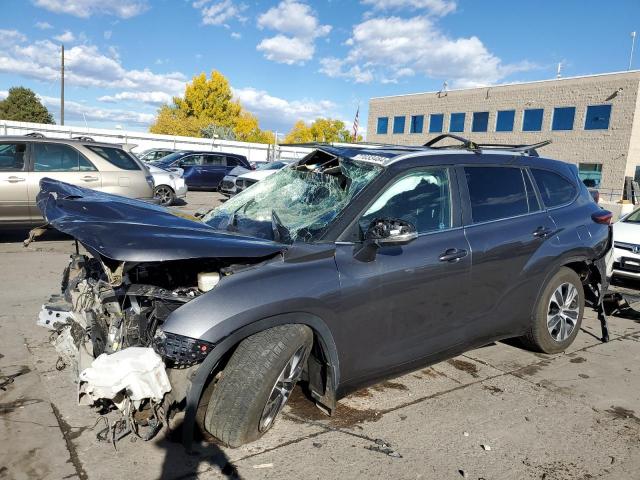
60 44 65 125
630 32 637 71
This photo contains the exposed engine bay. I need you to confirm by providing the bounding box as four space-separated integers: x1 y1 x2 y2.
37 252 267 443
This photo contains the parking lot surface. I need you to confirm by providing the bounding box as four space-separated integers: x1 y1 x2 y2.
1 191 639 480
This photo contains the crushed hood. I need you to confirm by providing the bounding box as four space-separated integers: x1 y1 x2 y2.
36 178 286 262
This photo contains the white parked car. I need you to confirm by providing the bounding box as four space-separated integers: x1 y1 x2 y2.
235 161 288 194
147 164 187 206
612 206 640 281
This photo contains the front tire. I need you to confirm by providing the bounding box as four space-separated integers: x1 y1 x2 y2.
153 185 176 206
521 267 584 354
204 324 313 447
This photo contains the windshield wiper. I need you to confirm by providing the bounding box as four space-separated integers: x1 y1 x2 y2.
271 210 291 244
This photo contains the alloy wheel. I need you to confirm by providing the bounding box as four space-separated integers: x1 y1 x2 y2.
154 186 173 206
547 282 580 342
259 345 307 432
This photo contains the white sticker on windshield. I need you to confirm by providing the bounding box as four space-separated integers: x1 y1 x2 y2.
352 154 388 164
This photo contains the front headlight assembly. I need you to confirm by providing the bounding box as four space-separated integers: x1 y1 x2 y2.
153 329 215 367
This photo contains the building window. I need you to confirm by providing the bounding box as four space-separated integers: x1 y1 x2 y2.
393 116 406 134
376 117 389 135
584 105 612 130
450 112 465 132
495 110 515 132
410 115 424 134
578 163 603 188
472 112 489 132
429 113 444 133
522 108 544 131
552 107 576 131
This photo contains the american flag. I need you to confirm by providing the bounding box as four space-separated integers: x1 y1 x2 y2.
352 105 360 141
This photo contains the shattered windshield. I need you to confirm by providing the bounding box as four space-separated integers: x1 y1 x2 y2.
202 152 382 242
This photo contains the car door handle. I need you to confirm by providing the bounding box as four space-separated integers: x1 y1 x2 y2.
5 176 25 183
532 226 553 238
81 175 99 182
439 248 468 262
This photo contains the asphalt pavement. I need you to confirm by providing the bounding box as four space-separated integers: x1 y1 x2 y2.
1 191 639 480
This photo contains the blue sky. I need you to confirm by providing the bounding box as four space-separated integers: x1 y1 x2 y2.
0 0 639 137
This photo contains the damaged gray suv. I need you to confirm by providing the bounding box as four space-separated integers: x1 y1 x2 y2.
34 135 612 448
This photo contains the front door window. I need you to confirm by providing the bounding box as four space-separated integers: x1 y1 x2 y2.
360 168 452 235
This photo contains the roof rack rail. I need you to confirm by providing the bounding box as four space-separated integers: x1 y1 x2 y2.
424 134 551 156
24 132 45 138
72 135 95 142
474 140 552 157
424 134 478 150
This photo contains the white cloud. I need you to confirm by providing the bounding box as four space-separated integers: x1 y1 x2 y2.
319 58 374 83
233 87 337 130
35 21 53 30
0 32 186 96
53 30 75 43
193 0 247 26
361 0 456 16
98 91 173 105
41 94 155 124
257 35 315 65
321 15 535 87
33 0 148 18
0 89 152 125
103 30 112 40
256 1 331 65
0 29 26 45
231 32 241 39
257 0 331 38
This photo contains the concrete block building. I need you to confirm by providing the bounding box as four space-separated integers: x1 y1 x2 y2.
367 71 640 195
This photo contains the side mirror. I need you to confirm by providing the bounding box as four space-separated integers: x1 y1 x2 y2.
354 218 417 261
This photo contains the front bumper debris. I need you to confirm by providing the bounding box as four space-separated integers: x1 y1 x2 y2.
78 347 171 410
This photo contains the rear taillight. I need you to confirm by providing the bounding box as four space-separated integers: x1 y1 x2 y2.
591 210 613 225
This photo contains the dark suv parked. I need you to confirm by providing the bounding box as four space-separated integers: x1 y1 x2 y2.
36 135 612 448
149 150 251 190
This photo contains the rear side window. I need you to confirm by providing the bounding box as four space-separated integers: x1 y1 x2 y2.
34 143 96 172
465 167 539 223
86 146 140 170
203 155 225 166
531 169 576 207
0 142 26 171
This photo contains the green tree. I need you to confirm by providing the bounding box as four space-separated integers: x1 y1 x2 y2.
150 70 274 143
284 118 360 144
0 87 55 124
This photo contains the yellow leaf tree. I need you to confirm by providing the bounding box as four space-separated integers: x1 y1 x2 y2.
284 118 361 144
150 71 274 143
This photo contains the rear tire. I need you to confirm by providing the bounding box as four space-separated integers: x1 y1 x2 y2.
204 324 313 447
521 267 584 354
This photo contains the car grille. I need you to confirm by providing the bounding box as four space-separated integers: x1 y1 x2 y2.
236 178 258 191
614 241 640 254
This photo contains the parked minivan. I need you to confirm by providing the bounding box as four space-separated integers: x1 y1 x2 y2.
0 136 154 225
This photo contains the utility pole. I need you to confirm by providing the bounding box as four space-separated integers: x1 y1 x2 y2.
630 32 637 71
60 44 65 125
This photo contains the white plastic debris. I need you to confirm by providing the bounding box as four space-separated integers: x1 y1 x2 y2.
481 444 491 451
463 431 469 437
78 347 171 409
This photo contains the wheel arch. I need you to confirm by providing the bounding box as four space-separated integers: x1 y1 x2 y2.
531 256 601 321
181 312 340 448
154 183 175 192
